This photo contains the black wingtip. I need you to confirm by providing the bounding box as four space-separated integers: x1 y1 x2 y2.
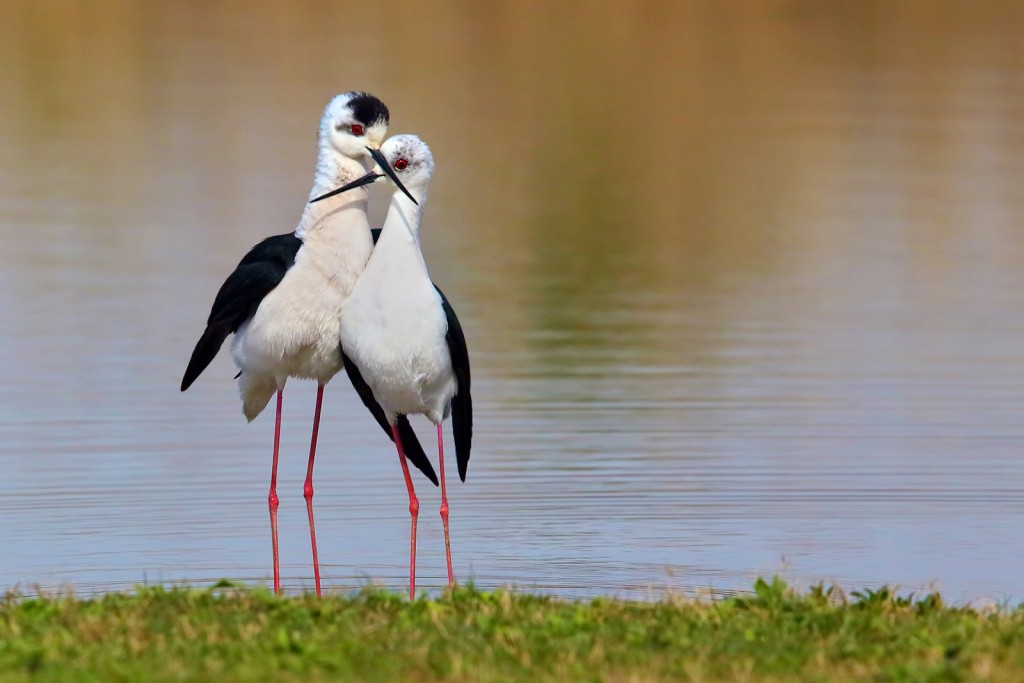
181 324 231 393
451 390 472 483
180 365 200 392
456 429 470 483
398 416 439 486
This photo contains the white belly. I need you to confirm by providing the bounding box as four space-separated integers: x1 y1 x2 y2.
232 262 346 385
341 285 455 423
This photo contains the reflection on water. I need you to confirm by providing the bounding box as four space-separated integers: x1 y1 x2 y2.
1 1 1024 601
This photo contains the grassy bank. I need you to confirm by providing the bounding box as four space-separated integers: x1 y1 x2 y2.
2 578 1023 681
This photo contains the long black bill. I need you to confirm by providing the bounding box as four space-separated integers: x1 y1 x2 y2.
309 171 382 204
367 146 418 205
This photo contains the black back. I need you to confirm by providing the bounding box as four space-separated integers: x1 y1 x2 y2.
181 233 301 392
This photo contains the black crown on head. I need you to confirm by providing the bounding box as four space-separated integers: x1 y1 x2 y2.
346 92 390 127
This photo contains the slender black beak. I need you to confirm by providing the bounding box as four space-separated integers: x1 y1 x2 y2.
308 171 382 204
367 146 418 205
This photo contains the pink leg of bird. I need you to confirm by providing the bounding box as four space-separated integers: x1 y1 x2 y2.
304 383 325 597
268 389 284 595
437 424 454 586
391 424 419 600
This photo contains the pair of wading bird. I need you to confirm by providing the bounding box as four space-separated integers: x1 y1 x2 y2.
180 92 471 599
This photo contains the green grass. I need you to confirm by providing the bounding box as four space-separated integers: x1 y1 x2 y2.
2 578 1023 681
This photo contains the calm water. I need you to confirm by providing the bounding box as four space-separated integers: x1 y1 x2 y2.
2 1 1024 602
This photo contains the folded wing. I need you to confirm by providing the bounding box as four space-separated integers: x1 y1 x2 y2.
181 233 302 392
436 286 472 482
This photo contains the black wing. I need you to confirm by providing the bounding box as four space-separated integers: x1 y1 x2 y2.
181 233 302 391
340 350 439 486
436 286 472 482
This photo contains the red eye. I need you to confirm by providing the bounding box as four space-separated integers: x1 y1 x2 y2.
394 158 408 170
350 124 364 136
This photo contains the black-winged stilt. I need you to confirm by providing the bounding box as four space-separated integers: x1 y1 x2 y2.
180 93 434 596
312 134 473 599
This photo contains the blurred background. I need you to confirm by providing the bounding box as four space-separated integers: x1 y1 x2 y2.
1 1 1023 601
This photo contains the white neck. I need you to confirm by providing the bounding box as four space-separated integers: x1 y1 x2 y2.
295 148 372 240
377 191 425 246
295 188 371 240
308 144 371 201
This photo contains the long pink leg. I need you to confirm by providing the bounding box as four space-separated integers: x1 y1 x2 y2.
268 389 284 595
303 383 325 597
437 424 454 586
391 424 419 600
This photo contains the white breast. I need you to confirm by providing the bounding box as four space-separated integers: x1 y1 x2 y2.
340 246 455 424
233 223 373 386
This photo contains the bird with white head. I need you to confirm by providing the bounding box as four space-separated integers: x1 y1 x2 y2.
313 134 473 599
180 94 437 597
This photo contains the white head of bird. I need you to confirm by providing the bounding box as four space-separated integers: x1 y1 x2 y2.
374 134 435 203
310 91 391 199
311 134 434 210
